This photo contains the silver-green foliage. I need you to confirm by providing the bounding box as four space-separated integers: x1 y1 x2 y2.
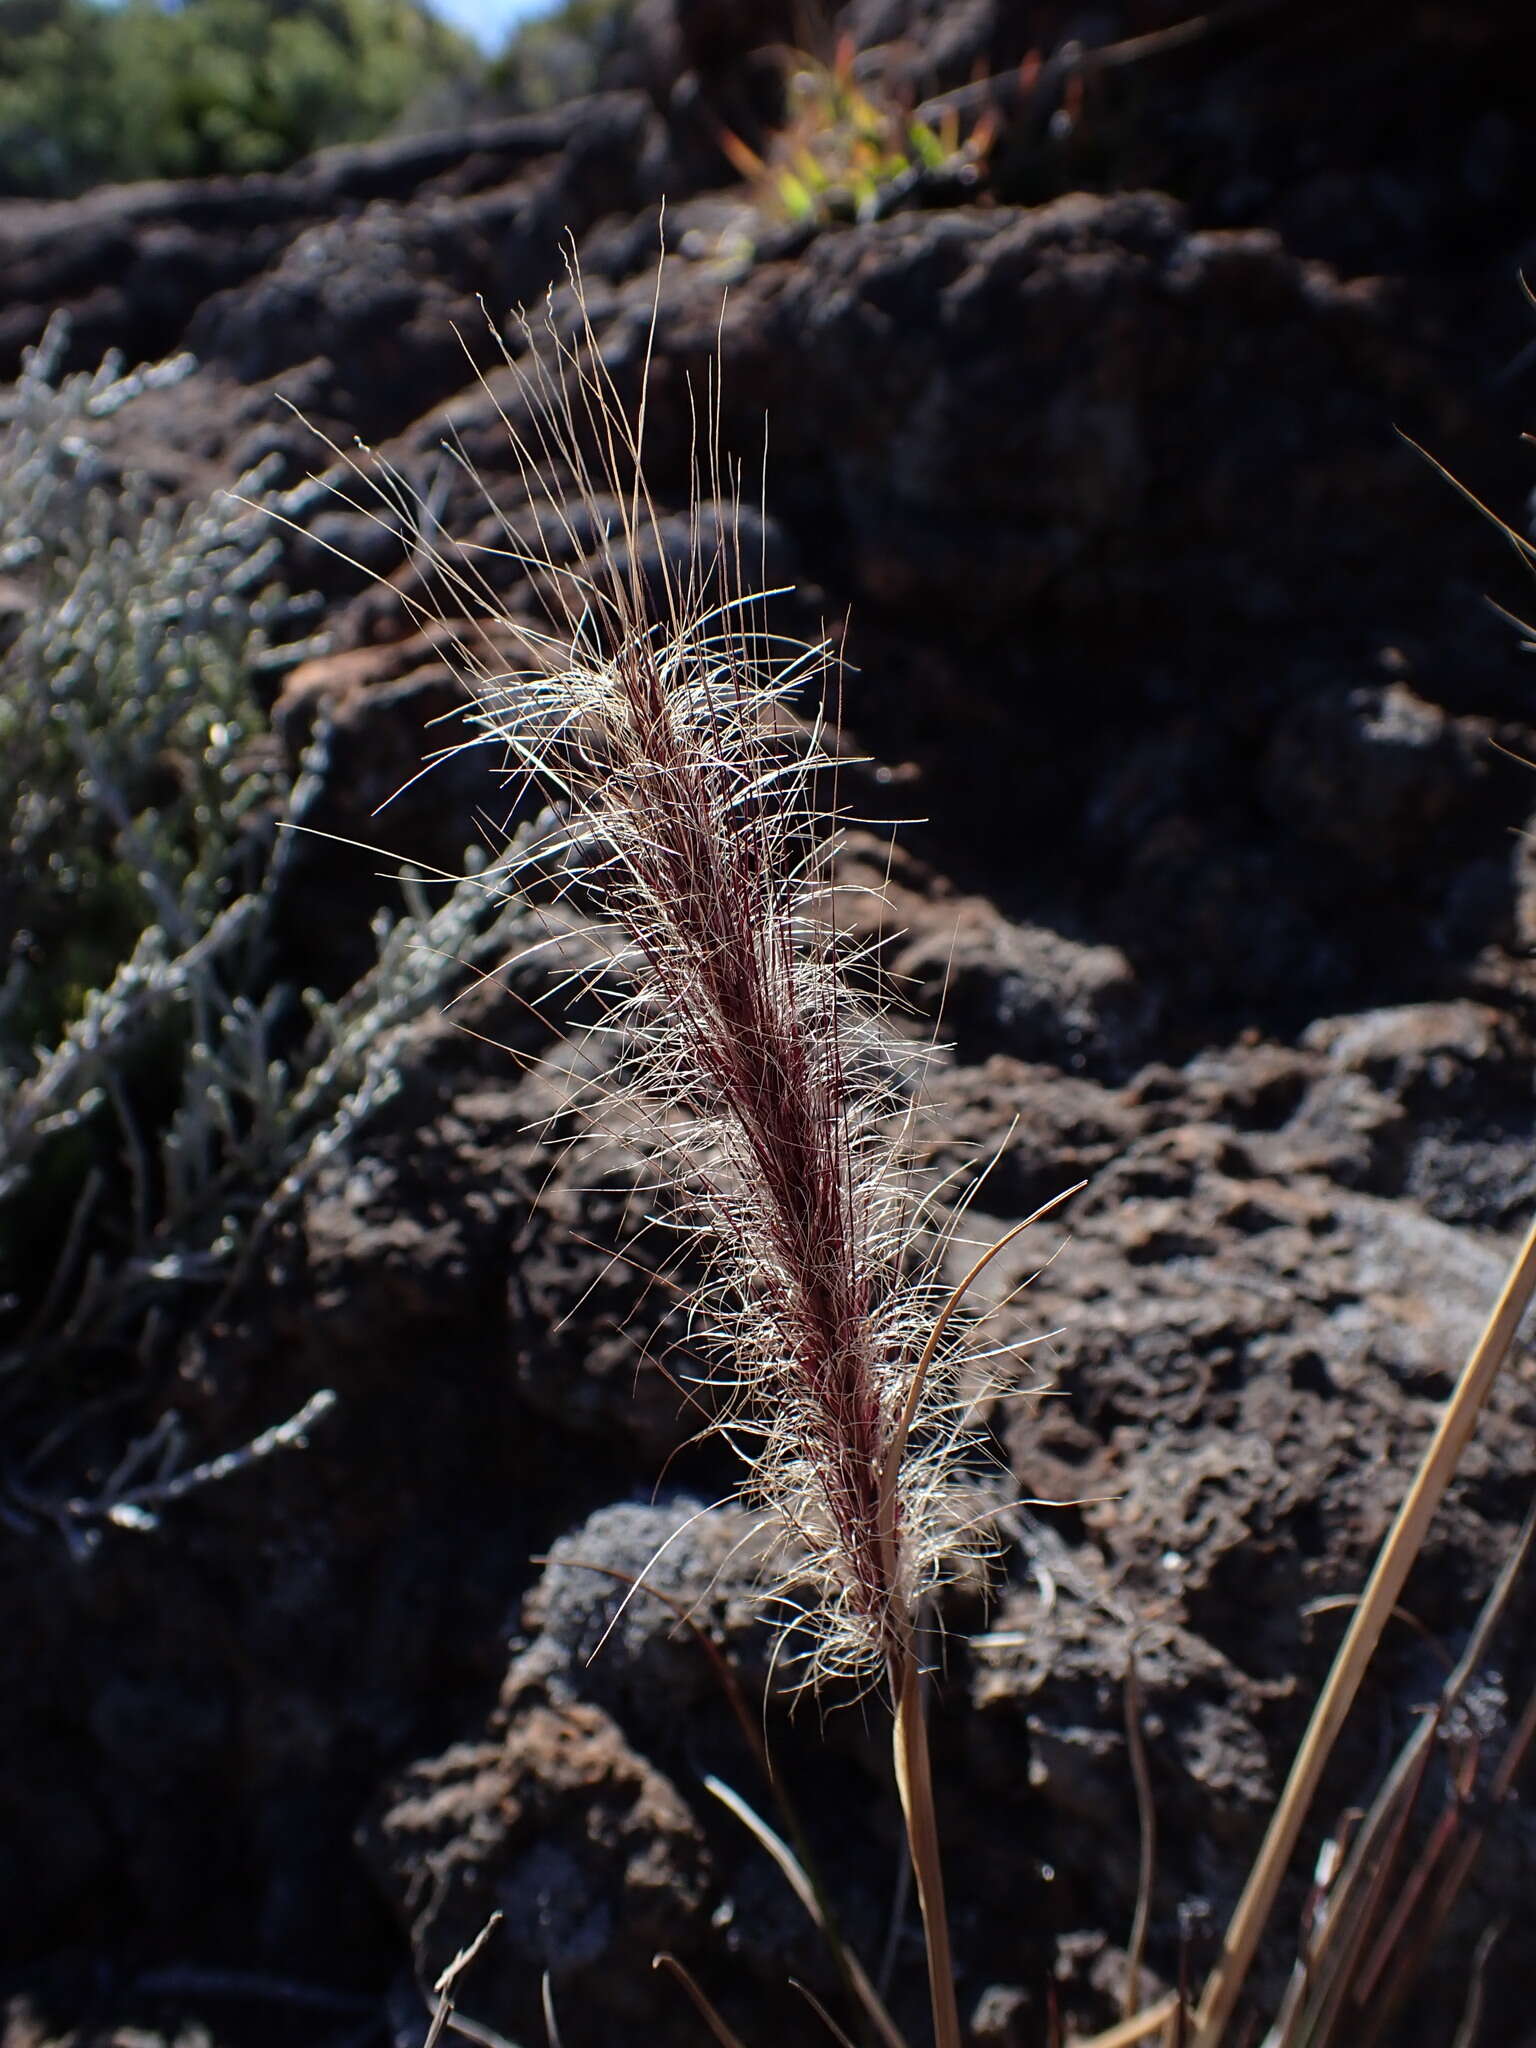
0 326 511 1391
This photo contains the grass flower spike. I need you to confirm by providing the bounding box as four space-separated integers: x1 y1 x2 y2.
310 264 1034 2045
372 278 1001 1689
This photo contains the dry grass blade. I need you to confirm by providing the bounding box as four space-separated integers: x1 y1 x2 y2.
1264 1500 1536 2046
447 2017 522 2048
793 1978 865 2048
1193 1212 1536 2045
915 0 1291 124
424 1912 502 2048
540 1971 563 2048
1353 1743 1478 2018
653 1953 751 2048
1449 1923 1503 2048
703 1774 910 2048
1356 1527 1536 2040
1418 1689 1536 1954
1071 1991 1182 2047
1274 1752 1432 2046
1123 1645 1158 2022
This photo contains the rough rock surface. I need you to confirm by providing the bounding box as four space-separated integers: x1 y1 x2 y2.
7 5 1536 2047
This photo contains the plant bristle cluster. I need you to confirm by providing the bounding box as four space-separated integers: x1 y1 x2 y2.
318 276 999 1686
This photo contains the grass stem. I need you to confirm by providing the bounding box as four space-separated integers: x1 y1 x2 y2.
889 1636 962 2048
1122 1647 1157 2021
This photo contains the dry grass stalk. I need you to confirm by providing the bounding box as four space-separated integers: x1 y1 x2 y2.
423 1912 502 2048
1191 1211 1536 2044
654 1953 752 2048
1294 1502 1536 2046
1073 1996 1182 2048
1079 1220 1536 2048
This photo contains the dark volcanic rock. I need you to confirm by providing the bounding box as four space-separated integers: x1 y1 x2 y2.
363 1499 836 2048
505 1116 712 1459
0 97 683 390
328 191 1530 1035
1261 679 1494 873
187 96 673 437
527 1497 778 1721
893 905 1159 1077
368 1697 710 2041
692 194 1460 640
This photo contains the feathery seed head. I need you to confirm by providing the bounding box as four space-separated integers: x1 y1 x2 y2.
310 264 1010 1688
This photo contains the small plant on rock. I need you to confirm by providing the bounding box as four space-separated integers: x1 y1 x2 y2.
718 36 994 226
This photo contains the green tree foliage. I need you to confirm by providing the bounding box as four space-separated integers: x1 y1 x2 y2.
487 0 632 111
0 0 482 197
